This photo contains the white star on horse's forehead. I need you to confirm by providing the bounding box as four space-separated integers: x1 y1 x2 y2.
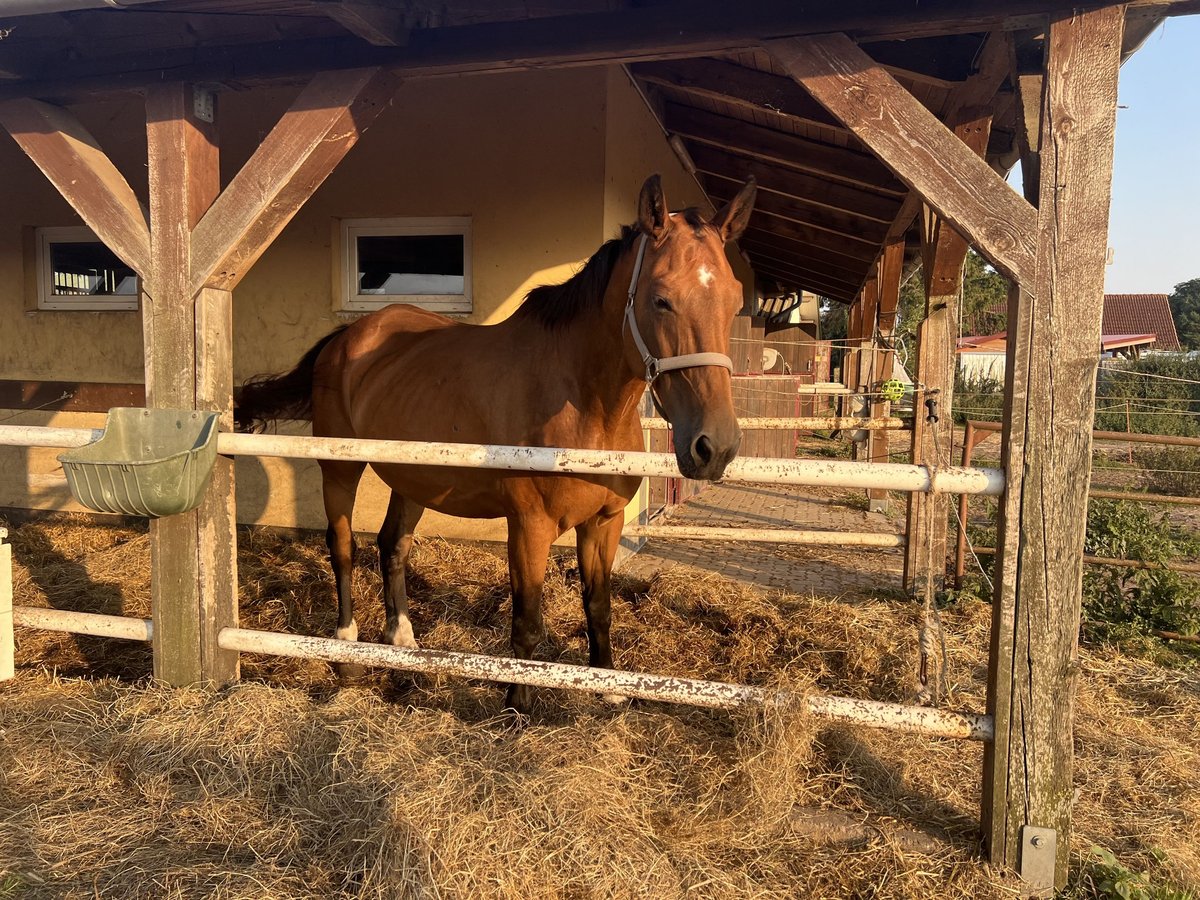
698 265 715 288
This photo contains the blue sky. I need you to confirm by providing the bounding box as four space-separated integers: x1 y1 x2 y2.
1105 15 1200 294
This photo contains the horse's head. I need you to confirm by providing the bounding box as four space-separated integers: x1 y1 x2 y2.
624 174 756 481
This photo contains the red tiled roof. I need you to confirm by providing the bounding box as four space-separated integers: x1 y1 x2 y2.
1102 294 1181 351
965 294 1182 352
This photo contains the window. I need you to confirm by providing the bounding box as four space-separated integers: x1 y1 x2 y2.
35 226 138 311
337 217 471 313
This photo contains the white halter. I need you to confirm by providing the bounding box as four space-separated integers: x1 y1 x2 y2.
622 234 735 386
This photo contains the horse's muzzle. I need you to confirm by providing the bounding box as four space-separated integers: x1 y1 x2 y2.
676 428 741 481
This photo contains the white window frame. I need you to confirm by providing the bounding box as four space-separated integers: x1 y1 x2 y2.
337 216 472 314
35 225 139 311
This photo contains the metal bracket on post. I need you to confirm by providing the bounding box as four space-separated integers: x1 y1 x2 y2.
192 86 215 123
1019 825 1057 897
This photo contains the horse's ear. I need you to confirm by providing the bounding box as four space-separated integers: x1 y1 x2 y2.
711 177 756 243
637 174 672 242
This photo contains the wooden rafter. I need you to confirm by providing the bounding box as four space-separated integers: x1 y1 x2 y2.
754 266 856 302
661 102 902 195
688 143 903 224
745 254 863 291
0 98 150 278
320 1 410 47
189 66 396 295
766 33 1037 286
739 233 870 281
631 58 845 132
703 176 888 244
741 211 880 264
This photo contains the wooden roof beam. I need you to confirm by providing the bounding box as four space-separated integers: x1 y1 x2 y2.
0 97 150 278
661 102 903 195
630 57 845 131
703 173 889 245
3 0 1188 102
740 210 880 264
766 33 1037 286
754 264 857 302
318 1 411 47
738 233 870 281
747 255 864 292
688 142 903 224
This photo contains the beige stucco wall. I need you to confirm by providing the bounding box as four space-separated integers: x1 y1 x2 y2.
0 65 715 545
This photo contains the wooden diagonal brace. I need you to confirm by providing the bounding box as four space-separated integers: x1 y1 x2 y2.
188 66 397 295
765 33 1037 288
0 98 151 279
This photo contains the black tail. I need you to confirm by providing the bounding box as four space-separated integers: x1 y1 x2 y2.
234 328 346 432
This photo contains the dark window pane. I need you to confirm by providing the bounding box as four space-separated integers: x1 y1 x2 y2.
357 234 465 295
49 241 137 296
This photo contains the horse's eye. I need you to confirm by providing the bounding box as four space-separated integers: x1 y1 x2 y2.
654 296 673 312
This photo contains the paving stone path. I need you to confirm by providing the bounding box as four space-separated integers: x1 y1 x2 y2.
619 482 908 600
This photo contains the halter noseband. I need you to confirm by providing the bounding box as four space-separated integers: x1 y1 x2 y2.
623 234 735 390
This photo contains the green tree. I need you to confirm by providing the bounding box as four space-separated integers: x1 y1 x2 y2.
894 249 1009 346
1168 278 1200 351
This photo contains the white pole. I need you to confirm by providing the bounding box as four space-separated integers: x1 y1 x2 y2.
0 425 1003 495
0 531 13 682
219 626 993 740
12 606 153 642
625 525 905 548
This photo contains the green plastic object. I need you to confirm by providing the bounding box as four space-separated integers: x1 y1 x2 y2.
58 408 220 518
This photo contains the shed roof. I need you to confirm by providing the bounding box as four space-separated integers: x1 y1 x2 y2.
0 0 1185 304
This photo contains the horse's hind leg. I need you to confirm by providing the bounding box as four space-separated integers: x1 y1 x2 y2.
575 512 626 703
378 492 425 648
504 514 557 714
321 459 366 677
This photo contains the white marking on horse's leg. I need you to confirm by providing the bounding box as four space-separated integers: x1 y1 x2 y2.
697 264 715 288
383 614 419 649
335 619 358 642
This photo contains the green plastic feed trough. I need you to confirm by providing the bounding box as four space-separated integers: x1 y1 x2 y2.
58 408 220 518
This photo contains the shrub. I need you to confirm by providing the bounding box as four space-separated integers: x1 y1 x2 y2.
1133 446 1200 497
1082 500 1200 642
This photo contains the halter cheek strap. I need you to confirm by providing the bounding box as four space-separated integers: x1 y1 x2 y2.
623 234 735 385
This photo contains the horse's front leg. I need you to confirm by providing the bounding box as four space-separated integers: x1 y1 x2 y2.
504 514 557 715
575 512 626 703
320 460 367 680
378 492 425 649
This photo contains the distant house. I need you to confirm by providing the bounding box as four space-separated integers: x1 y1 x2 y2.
1101 294 1182 351
958 293 1182 381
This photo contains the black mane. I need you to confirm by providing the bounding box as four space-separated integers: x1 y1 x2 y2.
513 208 709 329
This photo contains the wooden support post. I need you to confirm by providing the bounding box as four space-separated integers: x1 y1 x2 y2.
143 83 238 686
853 277 878 466
867 237 904 511
139 69 393 685
983 8 1123 892
902 111 993 596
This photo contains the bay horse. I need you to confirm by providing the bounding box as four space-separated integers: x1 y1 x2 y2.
237 174 756 713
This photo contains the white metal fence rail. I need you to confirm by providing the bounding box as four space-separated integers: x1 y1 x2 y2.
0 422 995 742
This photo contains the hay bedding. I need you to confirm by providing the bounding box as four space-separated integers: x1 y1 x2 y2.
0 517 1196 899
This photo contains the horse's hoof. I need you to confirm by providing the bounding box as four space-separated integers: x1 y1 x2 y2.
336 661 368 683
503 684 533 718
384 616 419 649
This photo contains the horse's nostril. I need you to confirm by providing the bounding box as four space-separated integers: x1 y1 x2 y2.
691 434 715 466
